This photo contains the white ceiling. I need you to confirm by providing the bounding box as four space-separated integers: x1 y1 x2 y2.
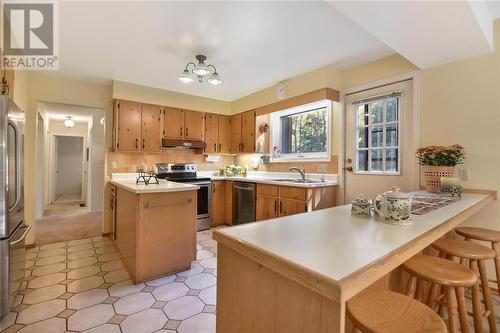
40 102 98 123
57 1 394 101
329 1 496 69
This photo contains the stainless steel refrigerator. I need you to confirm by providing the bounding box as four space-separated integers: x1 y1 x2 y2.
0 95 29 320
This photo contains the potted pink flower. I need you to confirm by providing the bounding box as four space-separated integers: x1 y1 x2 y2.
416 144 465 192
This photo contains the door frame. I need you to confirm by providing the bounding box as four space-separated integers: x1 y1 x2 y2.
339 71 421 204
51 134 87 203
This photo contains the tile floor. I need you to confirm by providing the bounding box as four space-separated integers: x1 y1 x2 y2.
0 229 217 333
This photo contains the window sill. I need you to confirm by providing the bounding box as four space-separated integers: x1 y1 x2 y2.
270 156 331 163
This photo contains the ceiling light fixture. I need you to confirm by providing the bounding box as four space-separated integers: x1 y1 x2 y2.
64 116 75 129
178 55 223 85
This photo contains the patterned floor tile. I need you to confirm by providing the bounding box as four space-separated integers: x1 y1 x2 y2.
177 263 204 277
103 269 129 283
145 274 176 287
177 313 216 333
27 273 66 289
67 265 100 280
98 253 120 263
196 250 214 260
17 299 66 325
67 257 97 269
100 260 124 272
68 304 115 331
16 317 66 333
199 257 217 269
67 238 92 246
108 280 145 297
34 255 66 266
23 284 66 305
184 273 216 290
31 263 66 277
199 285 217 305
114 292 155 315
67 288 109 310
163 296 204 320
164 319 181 330
68 249 96 260
120 309 167 333
67 276 104 293
107 314 127 325
39 242 67 251
82 323 121 333
152 282 189 301
37 248 67 258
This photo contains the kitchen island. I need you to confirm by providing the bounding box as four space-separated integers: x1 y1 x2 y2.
213 191 496 333
108 179 199 283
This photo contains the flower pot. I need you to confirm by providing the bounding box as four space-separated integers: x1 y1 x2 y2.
422 165 456 193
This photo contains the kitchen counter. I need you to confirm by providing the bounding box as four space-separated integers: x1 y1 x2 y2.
213 191 496 333
198 171 338 188
108 179 199 194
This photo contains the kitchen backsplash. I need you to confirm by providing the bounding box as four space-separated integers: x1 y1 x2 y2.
236 154 339 174
107 150 235 174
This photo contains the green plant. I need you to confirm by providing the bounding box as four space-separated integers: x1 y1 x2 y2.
416 144 465 166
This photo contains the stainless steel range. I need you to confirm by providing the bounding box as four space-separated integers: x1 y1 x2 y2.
156 163 211 231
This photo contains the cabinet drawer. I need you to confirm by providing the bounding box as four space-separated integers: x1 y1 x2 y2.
257 184 278 196
279 186 306 201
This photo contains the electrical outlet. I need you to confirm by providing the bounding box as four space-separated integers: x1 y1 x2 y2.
111 161 117 169
318 164 328 173
458 168 469 181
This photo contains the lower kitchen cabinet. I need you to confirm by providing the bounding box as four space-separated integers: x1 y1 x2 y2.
256 194 278 220
256 184 337 221
114 187 197 282
211 180 225 227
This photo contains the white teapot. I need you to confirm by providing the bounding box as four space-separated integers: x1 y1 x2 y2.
373 186 412 225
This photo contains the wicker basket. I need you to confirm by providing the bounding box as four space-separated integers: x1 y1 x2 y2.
422 165 456 193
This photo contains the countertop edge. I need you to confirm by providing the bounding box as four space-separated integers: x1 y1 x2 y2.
108 179 199 194
207 176 338 188
214 190 496 303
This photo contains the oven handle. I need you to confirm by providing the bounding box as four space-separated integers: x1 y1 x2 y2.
9 224 31 246
188 181 211 186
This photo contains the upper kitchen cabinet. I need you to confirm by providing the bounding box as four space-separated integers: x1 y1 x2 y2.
141 104 162 152
164 108 204 142
164 107 184 139
184 110 205 141
230 110 255 153
114 100 161 152
205 114 231 154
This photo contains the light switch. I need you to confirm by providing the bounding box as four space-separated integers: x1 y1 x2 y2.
111 161 117 169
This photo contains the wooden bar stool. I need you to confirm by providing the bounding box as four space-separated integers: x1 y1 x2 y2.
456 226 500 294
347 289 447 333
432 238 497 333
402 254 477 333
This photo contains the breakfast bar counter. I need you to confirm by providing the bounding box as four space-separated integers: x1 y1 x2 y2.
213 191 496 333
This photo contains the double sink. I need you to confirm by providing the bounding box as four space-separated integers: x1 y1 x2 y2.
270 178 325 184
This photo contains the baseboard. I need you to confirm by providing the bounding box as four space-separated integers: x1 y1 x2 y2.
102 232 111 238
25 243 36 249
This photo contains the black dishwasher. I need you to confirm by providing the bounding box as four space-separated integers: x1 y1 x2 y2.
232 182 256 224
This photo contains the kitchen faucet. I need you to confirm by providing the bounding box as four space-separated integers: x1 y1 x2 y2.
289 166 306 182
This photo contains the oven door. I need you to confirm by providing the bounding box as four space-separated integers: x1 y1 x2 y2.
192 181 211 219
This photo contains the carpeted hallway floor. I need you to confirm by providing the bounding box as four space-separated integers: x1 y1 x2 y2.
35 202 102 245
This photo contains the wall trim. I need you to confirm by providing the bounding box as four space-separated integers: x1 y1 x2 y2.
254 88 340 116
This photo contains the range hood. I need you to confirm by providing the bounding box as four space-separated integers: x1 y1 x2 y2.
162 138 207 149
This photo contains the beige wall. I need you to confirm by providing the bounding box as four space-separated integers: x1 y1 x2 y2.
231 66 342 114
113 80 231 115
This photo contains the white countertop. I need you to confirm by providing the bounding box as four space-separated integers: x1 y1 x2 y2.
215 193 490 282
109 178 199 194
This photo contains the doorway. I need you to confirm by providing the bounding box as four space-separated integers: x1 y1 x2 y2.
54 135 85 203
343 79 418 203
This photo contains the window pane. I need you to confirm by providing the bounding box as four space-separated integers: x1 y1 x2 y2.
356 127 368 148
370 149 383 171
386 148 398 172
386 123 398 147
357 150 368 171
371 125 383 148
370 101 383 124
386 98 398 122
280 107 327 154
357 105 368 126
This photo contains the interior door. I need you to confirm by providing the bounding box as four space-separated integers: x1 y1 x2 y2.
141 104 161 152
184 110 204 141
204 113 219 153
55 136 84 201
117 100 142 151
218 115 231 154
164 107 184 139
344 80 416 203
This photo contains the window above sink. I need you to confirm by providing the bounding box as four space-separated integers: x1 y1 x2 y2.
270 100 332 162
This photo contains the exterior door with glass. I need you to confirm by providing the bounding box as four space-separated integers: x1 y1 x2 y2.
344 80 417 203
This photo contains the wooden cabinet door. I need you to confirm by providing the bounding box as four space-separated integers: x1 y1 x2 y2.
141 104 161 152
279 199 307 217
184 110 204 141
241 110 255 153
230 113 242 153
117 100 142 151
205 113 219 153
211 181 225 227
256 194 278 221
218 115 231 154
164 107 184 139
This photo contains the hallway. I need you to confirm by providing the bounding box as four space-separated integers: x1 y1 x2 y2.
35 202 102 245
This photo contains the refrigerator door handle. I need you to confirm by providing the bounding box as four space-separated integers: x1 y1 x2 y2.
9 224 30 246
8 120 22 212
